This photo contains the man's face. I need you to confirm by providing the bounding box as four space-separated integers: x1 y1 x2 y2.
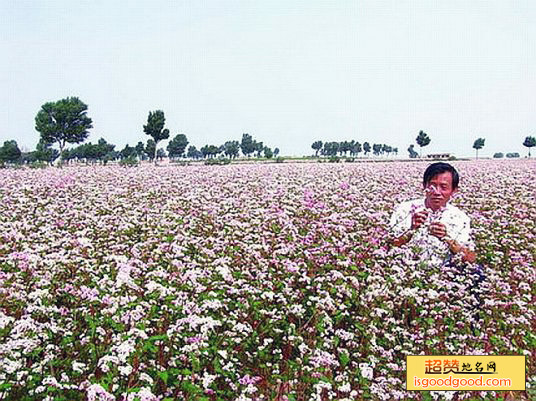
424 171 457 211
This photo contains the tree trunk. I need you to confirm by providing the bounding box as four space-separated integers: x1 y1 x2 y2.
55 141 64 167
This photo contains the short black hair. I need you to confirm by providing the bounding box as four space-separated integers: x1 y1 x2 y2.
423 162 459 189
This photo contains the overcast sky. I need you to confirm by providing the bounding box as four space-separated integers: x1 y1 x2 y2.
2 0 535 157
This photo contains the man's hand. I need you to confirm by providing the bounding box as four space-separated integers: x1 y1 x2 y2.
443 237 477 263
411 210 429 230
428 222 447 239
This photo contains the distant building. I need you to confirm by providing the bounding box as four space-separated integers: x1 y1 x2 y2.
426 153 451 159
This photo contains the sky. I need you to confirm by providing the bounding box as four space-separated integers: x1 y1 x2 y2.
2 0 535 157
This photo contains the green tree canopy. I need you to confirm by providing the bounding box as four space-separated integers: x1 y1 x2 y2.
145 139 156 161
0 140 22 164
350 141 362 156
96 138 115 160
263 146 273 159
408 144 418 159
135 142 146 160
523 136 536 157
120 144 137 160
372 143 382 156
472 138 485 159
223 141 240 159
34 139 60 164
322 142 339 156
363 142 371 156
187 145 202 159
339 141 351 156
143 110 170 163
311 141 323 156
416 130 431 157
240 133 255 157
167 134 189 159
253 140 264 158
156 148 166 161
35 97 93 159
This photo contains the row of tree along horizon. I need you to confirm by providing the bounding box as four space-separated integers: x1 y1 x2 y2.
1 96 535 164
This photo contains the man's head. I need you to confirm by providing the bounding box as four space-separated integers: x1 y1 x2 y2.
423 162 459 211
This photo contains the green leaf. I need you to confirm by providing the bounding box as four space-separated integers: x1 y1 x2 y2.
158 371 169 385
339 351 350 367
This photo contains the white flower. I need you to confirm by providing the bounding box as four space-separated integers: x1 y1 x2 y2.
118 364 133 376
72 361 86 373
359 363 374 380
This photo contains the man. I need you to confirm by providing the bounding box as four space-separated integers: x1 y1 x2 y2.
389 162 476 265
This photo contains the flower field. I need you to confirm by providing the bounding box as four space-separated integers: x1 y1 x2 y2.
0 160 534 401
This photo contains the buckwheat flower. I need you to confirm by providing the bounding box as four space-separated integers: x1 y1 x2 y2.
310 350 339 368
72 361 86 374
114 338 136 363
42 377 59 387
118 364 133 376
359 363 374 380
238 374 261 386
98 355 119 373
35 386 46 394
116 263 139 290
87 383 115 401
0 311 14 329
202 372 216 388
126 387 157 401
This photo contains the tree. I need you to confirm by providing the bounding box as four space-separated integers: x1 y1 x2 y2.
264 146 273 159
187 145 201 159
0 140 22 164
372 144 382 156
350 141 362 157
223 141 240 159
254 141 264 158
408 144 418 159
35 97 93 160
103 151 118 165
201 145 220 158
382 144 392 157
156 148 166 161
95 138 115 161
146 139 156 161
363 142 371 156
472 138 485 159
120 144 137 160
35 139 60 164
322 142 339 156
339 141 351 156
143 110 170 163
76 142 99 163
311 141 322 156
274 148 280 157
135 142 146 160
167 134 189 159
416 130 431 157
523 136 536 157
240 133 255 157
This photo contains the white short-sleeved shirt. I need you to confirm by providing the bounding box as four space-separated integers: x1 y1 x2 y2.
389 198 474 266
